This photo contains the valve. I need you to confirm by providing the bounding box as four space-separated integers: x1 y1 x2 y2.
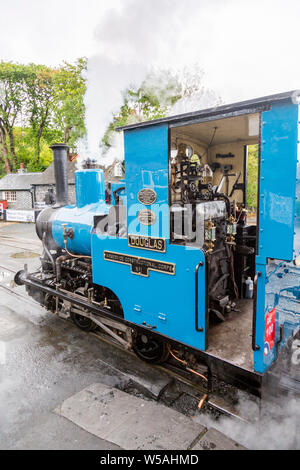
62 224 74 240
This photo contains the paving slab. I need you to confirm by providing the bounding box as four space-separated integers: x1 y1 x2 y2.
192 428 246 451
5 413 121 450
55 383 206 450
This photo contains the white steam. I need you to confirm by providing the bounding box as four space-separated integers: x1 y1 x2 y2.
197 392 300 450
82 0 219 167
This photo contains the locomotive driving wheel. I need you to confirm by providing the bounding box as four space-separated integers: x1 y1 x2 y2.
132 332 169 364
70 311 97 332
70 288 98 332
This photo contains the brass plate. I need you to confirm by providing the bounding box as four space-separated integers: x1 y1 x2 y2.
138 188 157 206
128 235 166 253
137 209 157 226
104 251 175 278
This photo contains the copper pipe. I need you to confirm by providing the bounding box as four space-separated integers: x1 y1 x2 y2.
64 239 92 260
187 368 208 383
169 349 187 366
198 394 208 410
169 348 208 383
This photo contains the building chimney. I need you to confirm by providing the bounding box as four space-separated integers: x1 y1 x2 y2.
50 144 69 207
18 162 26 174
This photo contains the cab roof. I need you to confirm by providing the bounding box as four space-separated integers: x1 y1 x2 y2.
116 90 300 132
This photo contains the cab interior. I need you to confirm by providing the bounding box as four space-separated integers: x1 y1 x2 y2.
169 113 260 370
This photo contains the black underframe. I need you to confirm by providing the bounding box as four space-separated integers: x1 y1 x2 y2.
23 274 263 398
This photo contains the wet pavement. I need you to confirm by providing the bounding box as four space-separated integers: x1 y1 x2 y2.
0 223 123 449
0 222 298 450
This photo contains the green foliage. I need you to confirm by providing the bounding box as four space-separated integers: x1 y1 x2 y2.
12 127 54 173
247 145 259 210
53 58 87 150
23 64 59 162
0 59 87 175
0 61 28 171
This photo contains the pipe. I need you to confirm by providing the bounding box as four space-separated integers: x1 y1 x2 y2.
64 239 92 260
56 255 70 282
169 348 208 383
198 394 208 410
42 231 56 274
50 143 69 207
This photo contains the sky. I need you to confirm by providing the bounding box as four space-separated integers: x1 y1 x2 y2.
0 0 300 110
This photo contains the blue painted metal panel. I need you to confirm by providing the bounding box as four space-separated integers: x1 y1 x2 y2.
75 170 105 208
52 201 110 256
295 115 300 255
124 125 169 239
52 170 109 256
254 261 300 373
92 236 206 351
259 102 299 262
254 103 300 373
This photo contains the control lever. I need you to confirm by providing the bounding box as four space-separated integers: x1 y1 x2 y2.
229 172 242 198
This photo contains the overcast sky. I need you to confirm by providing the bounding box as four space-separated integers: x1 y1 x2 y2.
0 0 299 104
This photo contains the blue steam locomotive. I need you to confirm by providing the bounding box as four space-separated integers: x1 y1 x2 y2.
16 91 300 399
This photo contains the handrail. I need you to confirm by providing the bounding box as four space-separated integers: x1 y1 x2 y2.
252 272 261 351
195 262 204 333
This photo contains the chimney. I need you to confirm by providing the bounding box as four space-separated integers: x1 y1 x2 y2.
18 162 26 174
50 143 69 207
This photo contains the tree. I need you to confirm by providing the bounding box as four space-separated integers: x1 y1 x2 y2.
0 118 11 173
53 58 87 150
247 145 259 210
23 64 59 164
0 59 87 176
0 62 27 170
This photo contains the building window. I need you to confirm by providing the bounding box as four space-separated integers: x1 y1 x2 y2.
3 191 17 202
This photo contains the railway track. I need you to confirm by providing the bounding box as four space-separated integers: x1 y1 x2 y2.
0 241 41 252
0 282 38 305
88 328 248 421
0 234 41 251
0 265 17 274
